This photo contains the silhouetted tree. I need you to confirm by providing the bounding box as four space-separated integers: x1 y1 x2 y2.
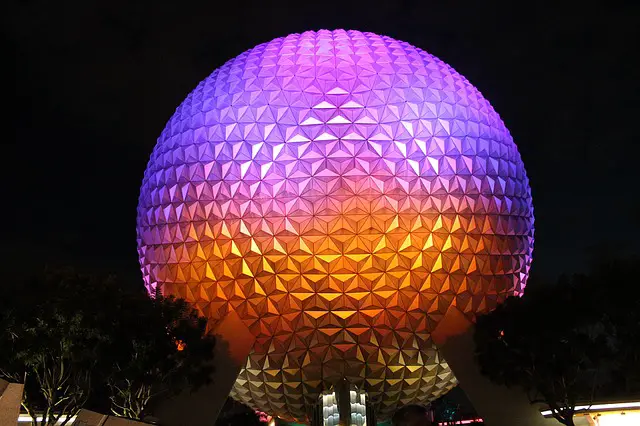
107 295 215 420
0 269 115 425
474 258 640 426
582 258 640 397
0 268 215 424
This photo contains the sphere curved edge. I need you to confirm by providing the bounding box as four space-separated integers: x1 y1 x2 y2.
136 29 534 422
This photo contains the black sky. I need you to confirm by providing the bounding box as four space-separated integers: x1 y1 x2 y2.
4 0 640 284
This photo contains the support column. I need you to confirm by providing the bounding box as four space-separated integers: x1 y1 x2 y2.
337 381 351 426
431 307 551 426
365 402 376 426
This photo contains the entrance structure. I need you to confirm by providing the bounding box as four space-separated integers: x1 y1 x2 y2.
136 29 535 425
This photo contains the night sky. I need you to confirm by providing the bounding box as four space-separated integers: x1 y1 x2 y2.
5 0 640 284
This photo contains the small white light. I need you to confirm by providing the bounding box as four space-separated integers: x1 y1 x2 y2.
18 414 77 424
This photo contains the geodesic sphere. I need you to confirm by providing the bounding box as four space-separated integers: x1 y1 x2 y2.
136 29 534 422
